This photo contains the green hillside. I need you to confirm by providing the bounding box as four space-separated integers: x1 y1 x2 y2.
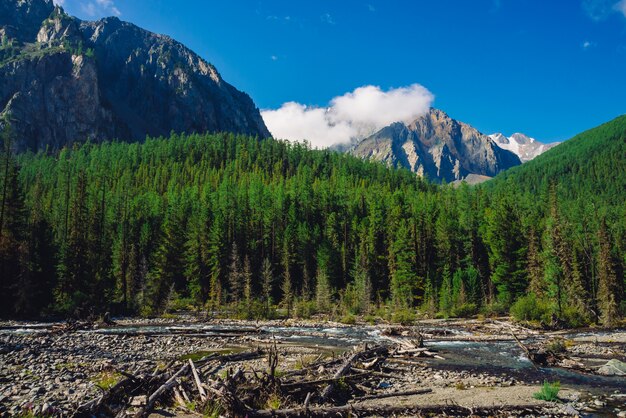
487 114 626 208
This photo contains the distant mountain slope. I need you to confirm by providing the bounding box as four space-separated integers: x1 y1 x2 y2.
489 132 559 162
487 115 626 206
351 108 521 183
0 0 270 152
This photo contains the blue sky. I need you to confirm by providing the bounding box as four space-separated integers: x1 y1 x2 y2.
57 0 626 144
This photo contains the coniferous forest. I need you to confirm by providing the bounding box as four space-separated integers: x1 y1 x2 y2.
0 117 624 327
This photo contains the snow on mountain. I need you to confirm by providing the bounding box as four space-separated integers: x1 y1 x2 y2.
489 132 559 163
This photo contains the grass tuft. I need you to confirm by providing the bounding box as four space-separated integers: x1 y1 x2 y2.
533 380 560 402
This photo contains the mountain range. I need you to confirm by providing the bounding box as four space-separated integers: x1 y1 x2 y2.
0 0 572 184
0 0 270 152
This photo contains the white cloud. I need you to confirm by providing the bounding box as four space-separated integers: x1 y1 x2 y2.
582 40 596 49
261 84 434 148
52 0 66 5
79 0 121 17
321 13 335 25
583 0 626 20
270 55 278 61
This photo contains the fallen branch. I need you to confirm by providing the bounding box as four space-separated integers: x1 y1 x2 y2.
189 359 207 401
248 402 544 417
134 363 190 418
353 388 432 401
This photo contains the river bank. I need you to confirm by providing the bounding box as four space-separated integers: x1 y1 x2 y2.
1 316 624 417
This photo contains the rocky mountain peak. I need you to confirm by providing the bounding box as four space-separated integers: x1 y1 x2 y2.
1 0 270 152
489 132 559 162
351 109 521 183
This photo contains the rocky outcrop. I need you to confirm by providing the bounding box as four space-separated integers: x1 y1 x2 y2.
352 108 521 183
489 132 559 162
0 0 270 152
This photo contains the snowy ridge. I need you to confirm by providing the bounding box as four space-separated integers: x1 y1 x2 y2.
489 132 559 163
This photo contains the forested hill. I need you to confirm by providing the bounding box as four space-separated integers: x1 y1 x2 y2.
485 114 626 208
1 129 624 327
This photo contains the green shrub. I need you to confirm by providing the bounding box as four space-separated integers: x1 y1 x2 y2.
392 308 415 325
533 380 560 401
510 294 550 322
293 299 317 319
545 338 567 354
451 303 478 318
340 313 357 324
560 305 590 328
482 301 508 317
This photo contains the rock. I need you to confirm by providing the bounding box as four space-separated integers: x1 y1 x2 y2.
130 395 147 406
1 0 271 153
597 359 626 376
617 411 626 417
560 404 579 416
594 399 605 407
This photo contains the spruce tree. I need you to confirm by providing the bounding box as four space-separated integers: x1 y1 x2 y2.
0 160 27 316
597 219 620 327
315 267 332 313
261 257 274 315
527 228 545 297
227 241 242 304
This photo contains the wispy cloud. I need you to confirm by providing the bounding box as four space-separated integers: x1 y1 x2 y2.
261 84 435 148
270 55 278 61
615 0 626 16
367 4 376 12
78 0 121 17
320 13 336 25
582 40 596 50
267 15 292 22
52 0 66 5
582 0 625 20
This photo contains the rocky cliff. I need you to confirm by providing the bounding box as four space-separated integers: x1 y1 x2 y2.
0 0 270 152
351 108 521 183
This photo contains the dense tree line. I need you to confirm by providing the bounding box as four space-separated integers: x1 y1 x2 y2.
0 123 624 326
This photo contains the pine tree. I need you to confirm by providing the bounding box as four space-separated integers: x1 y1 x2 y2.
0 158 27 316
389 220 418 308
261 257 273 315
243 255 252 305
352 243 372 314
15 178 56 317
207 216 225 311
315 267 332 313
227 241 242 304
484 199 527 305
146 202 187 314
543 188 572 317
597 219 620 327
281 239 293 316
56 170 90 316
527 228 545 297
438 265 453 315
